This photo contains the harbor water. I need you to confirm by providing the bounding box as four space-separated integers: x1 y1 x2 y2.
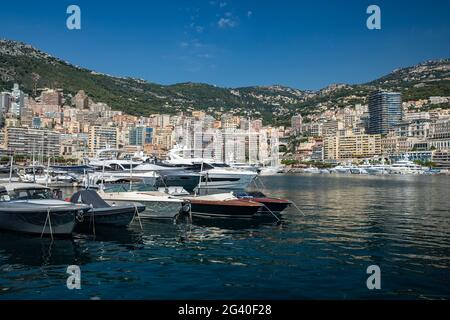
0 174 449 299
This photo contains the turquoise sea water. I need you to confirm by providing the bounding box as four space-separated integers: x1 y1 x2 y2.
0 174 449 299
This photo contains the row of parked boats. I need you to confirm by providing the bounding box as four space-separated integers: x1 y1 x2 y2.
4 147 279 191
0 182 292 237
302 158 442 176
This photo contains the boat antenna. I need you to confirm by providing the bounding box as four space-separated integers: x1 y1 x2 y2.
83 168 88 189
32 149 36 183
46 156 50 188
9 155 13 184
195 160 204 197
101 163 105 191
129 157 133 191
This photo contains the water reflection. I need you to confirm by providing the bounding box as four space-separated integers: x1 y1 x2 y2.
189 215 282 230
0 175 449 299
0 232 82 267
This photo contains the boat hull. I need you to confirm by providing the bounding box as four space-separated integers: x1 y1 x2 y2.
84 174 158 188
75 204 145 228
105 199 182 219
189 200 262 218
199 173 256 190
0 206 79 235
156 174 200 193
253 199 291 213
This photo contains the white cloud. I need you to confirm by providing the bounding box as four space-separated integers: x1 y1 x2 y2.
247 11 253 18
218 18 237 28
217 12 239 29
197 53 213 59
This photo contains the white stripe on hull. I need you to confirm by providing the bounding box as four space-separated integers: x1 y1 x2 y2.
191 212 253 219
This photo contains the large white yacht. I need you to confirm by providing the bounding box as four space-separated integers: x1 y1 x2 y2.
87 150 159 188
330 164 354 174
194 162 257 189
164 147 257 190
258 166 284 176
388 158 427 175
358 160 390 175
83 170 159 188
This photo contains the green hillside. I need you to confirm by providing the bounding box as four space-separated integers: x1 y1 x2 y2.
1 40 449 125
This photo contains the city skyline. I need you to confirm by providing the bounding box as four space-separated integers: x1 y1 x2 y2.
1 80 449 169
1 1 450 90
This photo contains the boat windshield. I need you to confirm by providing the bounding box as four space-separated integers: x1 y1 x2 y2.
0 188 10 202
8 188 54 201
24 167 45 175
210 163 230 168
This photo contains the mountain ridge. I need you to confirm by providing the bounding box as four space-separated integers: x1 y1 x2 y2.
1 39 449 125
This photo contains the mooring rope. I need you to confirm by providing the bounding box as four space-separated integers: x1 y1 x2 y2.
188 201 192 224
40 207 54 241
132 203 143 230
261 203 281 222
258 176 268 190
290 201 306 216
90 204 96 237
253 175 307 217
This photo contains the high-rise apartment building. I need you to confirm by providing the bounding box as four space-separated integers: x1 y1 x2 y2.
10 83 25 116
6 127 61 157
129 126 153 146
291 115 303 134
0 92 11 113
41 89 63 106
88 126 119 155
74 90 89 110
368 90 402 135
324 132 382 160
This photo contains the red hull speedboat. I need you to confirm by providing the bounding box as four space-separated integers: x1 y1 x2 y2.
183 193 263 218
234 192 292 213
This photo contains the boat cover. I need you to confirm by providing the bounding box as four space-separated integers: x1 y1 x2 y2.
70 190 111 209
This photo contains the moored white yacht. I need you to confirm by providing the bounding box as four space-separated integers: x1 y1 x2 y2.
303 167 320 174
361 162 390 175
363 165 390 175
17 166 55 184
330 165 353 174
198 163 257 189
228 162 259 172
83 170 159 188
97 185 186 219
350 167 368 175
387 158 427 175
90 154 201 192
164 147 257 190
258 166 284 176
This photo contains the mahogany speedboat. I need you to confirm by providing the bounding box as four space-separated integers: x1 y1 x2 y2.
234 191 292 214
183 193 263 219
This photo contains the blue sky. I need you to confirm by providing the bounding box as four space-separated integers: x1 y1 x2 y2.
0 0 449 90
